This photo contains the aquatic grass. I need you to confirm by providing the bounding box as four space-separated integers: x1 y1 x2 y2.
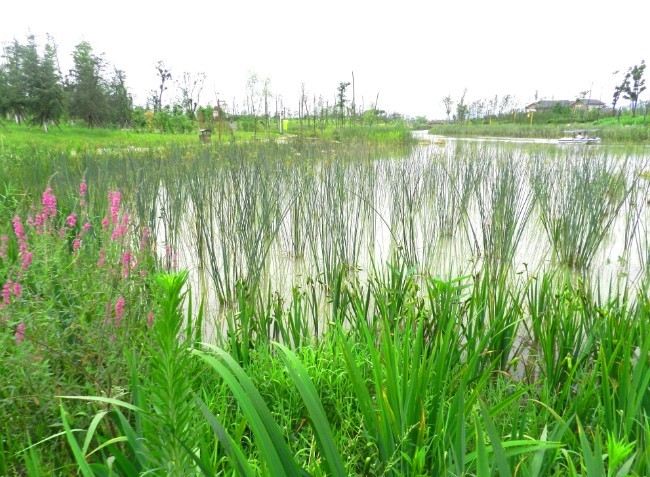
388 158 425 266
470 151 534 278
531 152 633 270
306 156 377 283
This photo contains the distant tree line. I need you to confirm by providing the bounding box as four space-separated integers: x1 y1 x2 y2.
0 36 408 134
439 91 518 123
0 36 132 130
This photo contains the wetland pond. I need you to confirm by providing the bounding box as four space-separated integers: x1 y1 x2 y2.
12 133 648 327
117 133 650 333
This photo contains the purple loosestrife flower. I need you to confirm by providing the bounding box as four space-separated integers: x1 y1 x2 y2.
12 218 33 271
110 213 129 241
109 191 121 225
121 251 132 277
114 296 125 326
41 187 57 219
1 281 12 306
66 213 77 228
79 181 87 197
111 225 126 241
72 237 81 252
31 213 46 231
15 322 26 345
12 282 22 298
12 216 25 241
21 251 33 270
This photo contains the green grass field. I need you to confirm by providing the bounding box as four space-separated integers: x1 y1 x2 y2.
0 120 412 158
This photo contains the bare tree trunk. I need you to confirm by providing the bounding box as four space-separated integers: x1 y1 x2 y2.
351 71 356 122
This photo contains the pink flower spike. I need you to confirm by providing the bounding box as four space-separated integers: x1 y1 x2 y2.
2 281 12 305
72 237 81 252
79 181 88 197
66 213 77 228
109 191 121 224
21 251 33 270
101 217 110 229
114 296 125 326
33 213 45 230
41 187 57 218
121 251 132 277
12 282 22 298
12 216 25 241
15 322 26 344
82 222 91 233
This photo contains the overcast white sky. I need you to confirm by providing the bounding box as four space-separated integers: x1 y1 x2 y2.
1 0 648 118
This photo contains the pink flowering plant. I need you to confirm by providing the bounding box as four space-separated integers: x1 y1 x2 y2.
0 181 160 466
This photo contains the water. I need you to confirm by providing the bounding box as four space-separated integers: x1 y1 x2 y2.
145 135 649 319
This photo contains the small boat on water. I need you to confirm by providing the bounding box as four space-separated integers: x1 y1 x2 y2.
557 129 601 144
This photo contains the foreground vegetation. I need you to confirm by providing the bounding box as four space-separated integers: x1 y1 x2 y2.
1 139 649 475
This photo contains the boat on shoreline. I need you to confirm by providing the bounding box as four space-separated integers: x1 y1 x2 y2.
558 129 601 144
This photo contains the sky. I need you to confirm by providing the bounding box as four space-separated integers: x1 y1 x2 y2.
1 0 648 119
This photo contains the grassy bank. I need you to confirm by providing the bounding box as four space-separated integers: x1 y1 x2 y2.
0 120 413 158
428 121 650 143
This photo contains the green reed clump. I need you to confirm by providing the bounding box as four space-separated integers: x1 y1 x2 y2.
531 152 634 269
388 159 424 265
306 156 377 284
471 151 534 277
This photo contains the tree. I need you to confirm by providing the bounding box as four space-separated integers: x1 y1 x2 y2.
622 61 646 116
442 95 453 122
153 61 172 112
336 81 350 125
20 36 41 115
177 71 205 118
488 94 498 119
68 41 107 126
246 72 261 136
612 82 624 115
2 40 29 123
455 89 468 122
107 68 132 126
31 38 65 130
262 77 271 131
499 94 513 116
0 65 8 118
